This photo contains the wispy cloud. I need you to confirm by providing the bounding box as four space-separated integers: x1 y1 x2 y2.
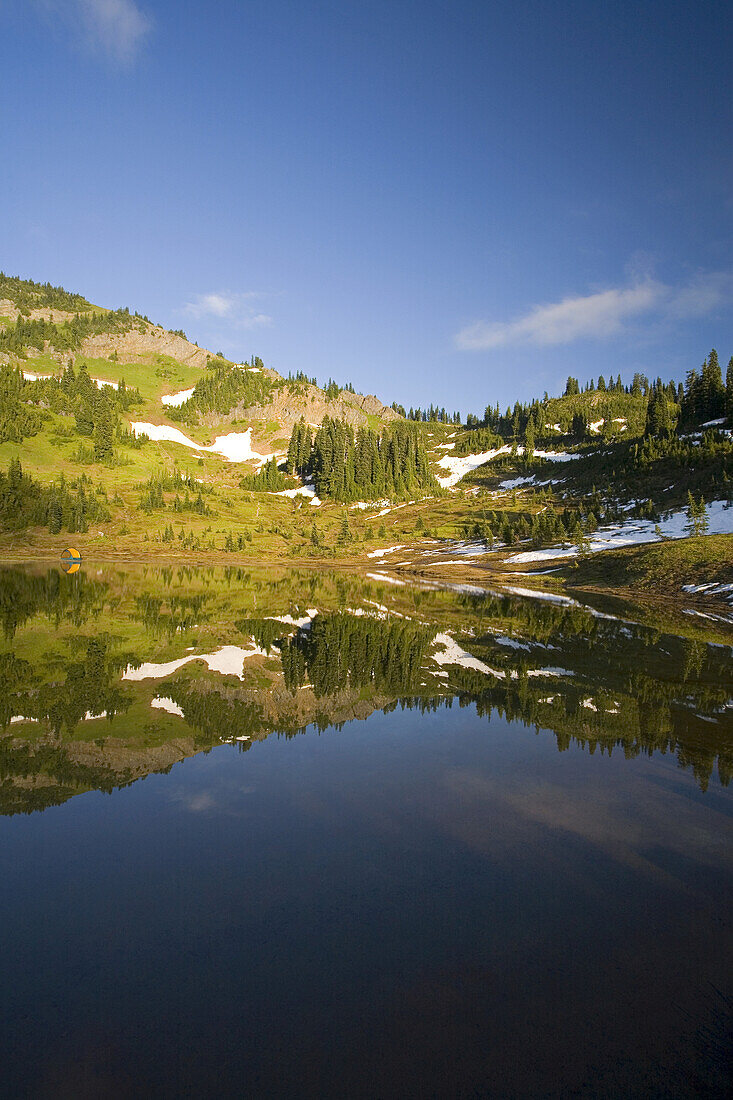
33 0 152 65
184 291 272 330
456 271 733 351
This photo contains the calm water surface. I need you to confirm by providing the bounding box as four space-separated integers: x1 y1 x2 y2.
1 564 731 1098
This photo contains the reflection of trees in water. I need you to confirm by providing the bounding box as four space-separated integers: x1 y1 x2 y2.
160 683 264 745
446 665 732 791
133 593 210 638
1 637 131 734
279 614 436 697
2 571 732 811
0 740 122 816
0 568 109 640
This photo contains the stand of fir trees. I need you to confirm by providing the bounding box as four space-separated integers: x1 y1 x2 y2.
285 416 438 501
0 362 143 458
167 359 274 424
239 458 287 492
0 459 110 534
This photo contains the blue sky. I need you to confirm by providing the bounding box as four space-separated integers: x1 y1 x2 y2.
3 0 731 413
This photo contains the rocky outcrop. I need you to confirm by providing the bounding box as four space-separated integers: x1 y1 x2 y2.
79 324 216 369
237 380 401 433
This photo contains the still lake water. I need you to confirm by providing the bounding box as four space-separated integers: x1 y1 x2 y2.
1 564 731 1098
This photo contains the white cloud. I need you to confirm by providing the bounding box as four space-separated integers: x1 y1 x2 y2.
456 271 732 351
184 291 272 330
666 271 733 319
32 0 151 65
77 0 150 63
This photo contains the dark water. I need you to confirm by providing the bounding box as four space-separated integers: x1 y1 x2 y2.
1 565 731 1098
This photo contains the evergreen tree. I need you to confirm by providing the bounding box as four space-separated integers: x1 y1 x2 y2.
93 406 114 461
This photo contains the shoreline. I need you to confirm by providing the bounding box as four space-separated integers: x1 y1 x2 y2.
1 539 731 632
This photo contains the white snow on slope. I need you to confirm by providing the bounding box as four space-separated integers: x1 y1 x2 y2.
531 449 578 462
123 644 269 682
436 446 580 488
423 539 488 558
508 500 733 564
20 370 53 382
366 572 406 586
682 581 733 604
209 432 268 462
130 422 267 464
500 476 535 490
161 387 196 407
436 447 510 488
274 484 321 506
367 545 406 559
131 422 207 451
590 417 627 434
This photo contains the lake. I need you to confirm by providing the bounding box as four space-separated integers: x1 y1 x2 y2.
1 564 731 1098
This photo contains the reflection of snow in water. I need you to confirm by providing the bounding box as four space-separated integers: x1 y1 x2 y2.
431 632 572 681
123 644 270 682
151 696 185 717
266 609 319 629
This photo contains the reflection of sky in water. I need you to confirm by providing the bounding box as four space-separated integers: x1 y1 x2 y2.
1 565 732 1094
1 672 731 1096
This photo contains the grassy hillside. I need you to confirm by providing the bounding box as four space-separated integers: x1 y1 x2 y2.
0 274 730 599
563 533 733 595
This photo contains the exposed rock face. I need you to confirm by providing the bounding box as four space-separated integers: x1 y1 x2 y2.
239 380 401 433
0 303 219 370
0 300 79 325
80 325 215 369
65 735 200 778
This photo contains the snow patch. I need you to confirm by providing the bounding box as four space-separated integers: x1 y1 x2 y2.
508 500 733 564
130 423 268 464
367 545 406 559
436 445 580 489
21 370 54 382
161 387 196 407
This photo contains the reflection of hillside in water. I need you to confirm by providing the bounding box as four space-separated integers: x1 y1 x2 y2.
0 565 731 814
